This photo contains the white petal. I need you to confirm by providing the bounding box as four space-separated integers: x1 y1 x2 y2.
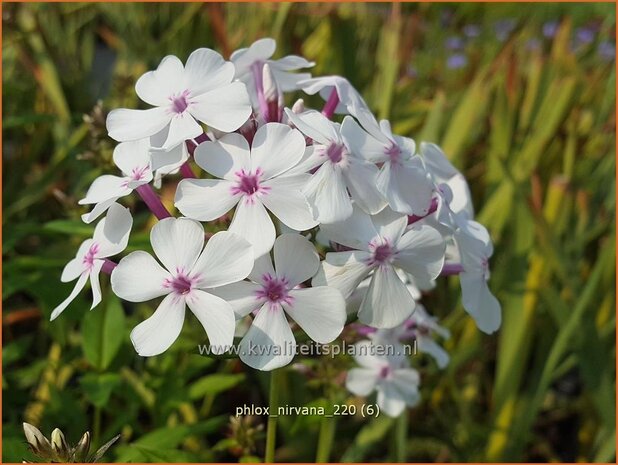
340 116 387 163
376 160 434 216
193 231 254 288
391 369 421 405
284 287 346 343
81 198 118 224
377 384 407 417
358 265 415 328
272 54 314 70
229 199 276 258
352 340 389 368
319 204 378 251
151 217 204 273
184 48 235 95
371 208 408 244
135 55 185 106
303 163 353 224
150 139 187 172
93 203 133 258
89 260 104 310
175 178 239 221
261 175 318 231
418 338 449 369
311 251 372 298
239 303 295 371
190 82 251 132
231 38 276 75
273 233 319 287
250 123 306 179
346 368 379 396
79 175 132 206
130 293 186 356
343 157 386 215
284 109 338 146
194 133 250 180
394 225 446 281
111 251 171 302
106 107 170 142
162 113 203 150
206 281 262 318
61 240 92 282
50 272 89 321
445 174 474 217
248 253 276 283
112 138 152 176
460 272 501 334
421 142 459 179
186 290 235 354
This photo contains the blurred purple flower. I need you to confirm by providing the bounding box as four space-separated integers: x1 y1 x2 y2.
447 53 468 69
543 20 559 39
598 41 616 61
494 19 516 42
406 65 418 78
463 24 481 38
445 36 465 50
575 27 596 45
526 38 542 51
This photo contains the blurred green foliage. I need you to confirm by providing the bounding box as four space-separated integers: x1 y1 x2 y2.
2 3 616 463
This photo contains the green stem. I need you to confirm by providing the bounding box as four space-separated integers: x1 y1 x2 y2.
265 369 284 463
394 412 408 462
315 415 336 462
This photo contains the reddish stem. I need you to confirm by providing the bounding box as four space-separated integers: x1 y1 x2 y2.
441 263 464 276
136 184 172 220
101 259 117 275
408 197 439 224
321 89 340 119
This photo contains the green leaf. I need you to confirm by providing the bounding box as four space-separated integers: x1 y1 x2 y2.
79 372 122 407
188 373 245 400
81 294 126 371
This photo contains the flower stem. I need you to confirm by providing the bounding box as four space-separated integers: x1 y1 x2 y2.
179 161 196 178
441 263 465 276
315 414 336 462
135 184 172 220
321 89 340 119
101 259 117 275
265 369 284 463
394 412 408 462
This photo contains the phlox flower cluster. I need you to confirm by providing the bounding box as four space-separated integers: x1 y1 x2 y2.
52 38 501 417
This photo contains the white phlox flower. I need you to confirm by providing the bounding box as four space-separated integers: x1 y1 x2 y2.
298 75 370 117
208 233 346 371
110 218 254 356
51 203 132 321
284 109 386 223
107 48 252 150
370 305 451 369
231 38 314 110
174 123 318 257
313 206 446 328
341 113 434 217
79 139 153 223
346 339 421 417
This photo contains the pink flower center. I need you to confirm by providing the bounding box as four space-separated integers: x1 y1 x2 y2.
366 239 396 267
231 169 270 199
82 243 99 270
385 142 402 166
170 90 191 114
379 365 393 379
164 272 199 296
130 166 149 181
326 142 346 164
255 274 293 306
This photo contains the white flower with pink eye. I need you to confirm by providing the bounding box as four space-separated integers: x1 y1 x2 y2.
284 109 386 223
313 206 445 328
231 38 314 109
454 218 501 334
110 218 254 357
79 139 153 223
174 123 318 257
346 339 421 417
106 48 251 150
341 113 434 217
51 203 132 321
208 234 346 371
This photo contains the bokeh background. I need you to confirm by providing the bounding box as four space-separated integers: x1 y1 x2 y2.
2 2 616 463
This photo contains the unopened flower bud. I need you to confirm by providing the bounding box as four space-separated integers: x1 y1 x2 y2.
51 428 70 461
23 423 53 458
291 99 305 114
73 431 91 462
262 64 281 122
